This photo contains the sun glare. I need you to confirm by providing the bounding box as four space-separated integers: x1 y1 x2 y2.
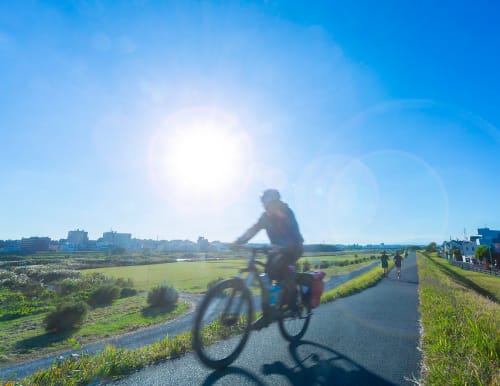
148 108 253 210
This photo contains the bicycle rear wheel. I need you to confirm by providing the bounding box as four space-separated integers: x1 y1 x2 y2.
192 278 253 369
278 286 311 342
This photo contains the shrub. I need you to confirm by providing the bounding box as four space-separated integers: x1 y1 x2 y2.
59 278 81 295
44 302 88 332
147 285 179 307
115 277 134 288
111 246 126 255
87 285 120 306
120 287 138 298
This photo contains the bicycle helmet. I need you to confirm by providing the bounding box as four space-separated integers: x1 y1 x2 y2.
260 189 281 205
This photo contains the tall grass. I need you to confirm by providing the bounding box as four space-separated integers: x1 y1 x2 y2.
24 333 193 386
417 252 500 386
321 261 394 303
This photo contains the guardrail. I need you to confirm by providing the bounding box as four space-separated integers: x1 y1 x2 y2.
451 261 500 276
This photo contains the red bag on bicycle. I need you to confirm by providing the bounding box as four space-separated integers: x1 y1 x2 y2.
309 271 325 308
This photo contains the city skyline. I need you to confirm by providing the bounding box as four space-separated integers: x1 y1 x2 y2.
1 225 496 247
1 2 499 245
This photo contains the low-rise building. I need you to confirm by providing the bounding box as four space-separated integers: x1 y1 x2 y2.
20 237 50 253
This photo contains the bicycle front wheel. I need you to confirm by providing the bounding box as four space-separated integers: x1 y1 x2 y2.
192 278 253 369
278 287 311 342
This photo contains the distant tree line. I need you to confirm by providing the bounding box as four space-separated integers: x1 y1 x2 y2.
303 244 340 253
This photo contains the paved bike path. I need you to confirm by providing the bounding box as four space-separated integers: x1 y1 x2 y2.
0 262 378 381
105 253 421 385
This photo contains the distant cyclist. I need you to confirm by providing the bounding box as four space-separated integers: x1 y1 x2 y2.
233 189 304 308
380 251 389 277
394 251 403 279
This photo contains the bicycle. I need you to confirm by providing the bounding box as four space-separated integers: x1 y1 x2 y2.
192 246 314 369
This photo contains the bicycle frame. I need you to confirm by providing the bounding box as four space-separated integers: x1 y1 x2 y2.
192 245 313 369
229 248 274 329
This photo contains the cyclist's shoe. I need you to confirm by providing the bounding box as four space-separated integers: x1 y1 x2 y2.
252 315 270 330
280 301 299 318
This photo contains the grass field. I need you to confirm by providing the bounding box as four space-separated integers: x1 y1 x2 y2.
13 252 391 386
84 252 379 293
417 252 500 385
0 295 189 365
85 259 250 292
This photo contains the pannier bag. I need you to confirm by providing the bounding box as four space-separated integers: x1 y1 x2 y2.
309 271 325 308
297 271 326 308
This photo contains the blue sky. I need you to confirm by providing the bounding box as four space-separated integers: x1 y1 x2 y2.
1 1 499 245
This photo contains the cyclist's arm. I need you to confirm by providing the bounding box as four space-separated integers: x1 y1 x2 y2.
234 214 265 244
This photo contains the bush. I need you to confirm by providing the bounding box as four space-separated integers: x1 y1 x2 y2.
44 302 88 332
147 285 179 307
120 287 138 298
115 277 134 288
59 278 81 295
87 285 120 306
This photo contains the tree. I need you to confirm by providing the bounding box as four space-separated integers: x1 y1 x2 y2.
475 245 490 262
426 242 437 253
475 245 492 268
451 247 463 261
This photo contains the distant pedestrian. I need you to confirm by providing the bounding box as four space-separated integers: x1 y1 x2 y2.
394 251 403 279
380 251 389 277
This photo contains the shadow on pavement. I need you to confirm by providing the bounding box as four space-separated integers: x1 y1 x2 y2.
269 340 395 386
201 340 395 386
201 366 267 386
385 277 419 285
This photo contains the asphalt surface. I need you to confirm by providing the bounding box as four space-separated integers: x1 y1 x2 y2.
104 253 421 386
0 260 379 381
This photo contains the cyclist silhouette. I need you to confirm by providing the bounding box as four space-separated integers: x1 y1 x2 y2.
233 189 304 307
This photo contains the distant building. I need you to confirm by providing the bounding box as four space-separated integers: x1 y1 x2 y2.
442 240 463 260
67 229 89 246
157 239 197 252
100 231 132 249
0 239 21 254
197 236 209 252
476 227 500 247
210 241 227 251
460 240 477 257
20 237 50 253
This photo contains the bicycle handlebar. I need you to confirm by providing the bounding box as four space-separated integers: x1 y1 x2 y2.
229 244 279 271
229 244 280 255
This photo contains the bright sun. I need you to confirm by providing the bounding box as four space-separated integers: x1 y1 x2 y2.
148 108 253 209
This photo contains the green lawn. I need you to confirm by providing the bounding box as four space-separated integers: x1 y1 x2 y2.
85 259 250 292
85 254 379 293
417 252 500 386
437 259 500 301
0 294 189 366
